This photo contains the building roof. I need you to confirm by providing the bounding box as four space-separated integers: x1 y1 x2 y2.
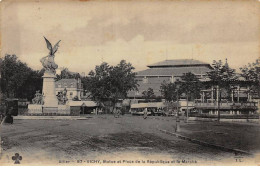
55 78 83 89
128 60 212 97
147 59 212 68
137 67 211 77
56 79 78 83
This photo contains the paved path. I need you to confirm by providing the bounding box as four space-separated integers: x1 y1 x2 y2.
0 115 259 165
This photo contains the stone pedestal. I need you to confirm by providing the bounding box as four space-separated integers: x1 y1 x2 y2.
42 72 58 113
28 104 43 114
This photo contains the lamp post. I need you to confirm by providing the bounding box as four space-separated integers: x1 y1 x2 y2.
256 66 260 122
186 91 189 123
175 84 180 132
217 85 221 122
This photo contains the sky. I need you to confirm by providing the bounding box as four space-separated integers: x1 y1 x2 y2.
1 0 260 75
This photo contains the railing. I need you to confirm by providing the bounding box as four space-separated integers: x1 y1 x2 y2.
195 101 257 110
190 114 259 119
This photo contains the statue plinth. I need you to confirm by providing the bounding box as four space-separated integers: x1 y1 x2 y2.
42 72 58 113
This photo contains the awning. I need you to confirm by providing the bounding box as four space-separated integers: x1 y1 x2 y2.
131 102 165 109
69 101 97 107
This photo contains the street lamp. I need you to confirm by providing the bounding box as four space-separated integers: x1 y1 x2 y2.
216 85 221 122
175 83 180 132
186 91 190 123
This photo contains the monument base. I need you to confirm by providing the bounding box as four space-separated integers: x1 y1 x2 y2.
28 104 43 114
26 105 70 116
42 107 58 114
42 72 58 107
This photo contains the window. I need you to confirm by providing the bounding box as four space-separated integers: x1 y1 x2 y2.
143 77 148 83
70 83 74 88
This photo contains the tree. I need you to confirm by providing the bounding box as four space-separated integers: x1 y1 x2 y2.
207 60 237 84
56 68 81 81
179 72 202 121
160 81 182 131
142 88 155 102
240 59 260 97
84 62 112 105
160 81 180 102
0 54 43 100
17 69 44 101
240 59 259 82
206 59 237 121
180 72 202 101
207 60 237 100
85 60 138 111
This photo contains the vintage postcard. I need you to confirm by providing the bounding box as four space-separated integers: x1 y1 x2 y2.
0 0 260 166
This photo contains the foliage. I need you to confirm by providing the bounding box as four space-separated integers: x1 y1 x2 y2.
0 54 43 100
240 59 260 97
142 88 155 101
179 72 202 101
207 60 237 85
160 73 201 102
56 68 81 81
240 59 259 82
206 60 238 100
85 60 138 108
160 81 180 102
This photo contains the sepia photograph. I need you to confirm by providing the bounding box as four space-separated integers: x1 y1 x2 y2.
0 0 260 166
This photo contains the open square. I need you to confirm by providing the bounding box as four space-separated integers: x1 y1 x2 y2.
1 115 260 165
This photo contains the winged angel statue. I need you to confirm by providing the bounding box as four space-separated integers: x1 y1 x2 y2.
40 37 61 74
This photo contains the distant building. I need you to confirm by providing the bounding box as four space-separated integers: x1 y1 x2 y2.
128 59 212 98
195 61 258 115
81 72 86 77
55 79 83 100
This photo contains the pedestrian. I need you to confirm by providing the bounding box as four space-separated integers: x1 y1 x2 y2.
143 108 148 119
114 107 121 118
4 106 13 124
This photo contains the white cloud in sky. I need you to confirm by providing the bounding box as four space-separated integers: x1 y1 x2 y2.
1 0 259 75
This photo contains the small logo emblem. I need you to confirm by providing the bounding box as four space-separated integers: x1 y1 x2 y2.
12 153 22 164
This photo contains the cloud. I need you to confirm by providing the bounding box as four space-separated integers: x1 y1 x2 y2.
20 35 257 75
1 0 259 74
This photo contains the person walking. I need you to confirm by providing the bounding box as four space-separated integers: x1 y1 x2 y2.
143 108 148 119
114 107 121 118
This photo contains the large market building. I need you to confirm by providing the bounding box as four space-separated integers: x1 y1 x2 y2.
127 59 212 99
126 59 258 115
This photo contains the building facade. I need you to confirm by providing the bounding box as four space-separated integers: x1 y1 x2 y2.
127 59 213 98
195 83 258 115
55 79 83 100
127 59 259 115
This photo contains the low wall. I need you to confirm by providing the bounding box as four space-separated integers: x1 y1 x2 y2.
70 106 80 116
27 104 71 115
188 117 260 123
28 104 42 114
58 105 70 115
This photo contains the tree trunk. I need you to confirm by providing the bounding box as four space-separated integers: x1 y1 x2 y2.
217 85 220 122
186 93 189 123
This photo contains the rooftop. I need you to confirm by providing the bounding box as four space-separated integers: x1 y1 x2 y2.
147 59 212 68
137 67 211 77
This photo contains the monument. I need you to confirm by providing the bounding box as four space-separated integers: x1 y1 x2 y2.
40 37 60 113
28 37 70 115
